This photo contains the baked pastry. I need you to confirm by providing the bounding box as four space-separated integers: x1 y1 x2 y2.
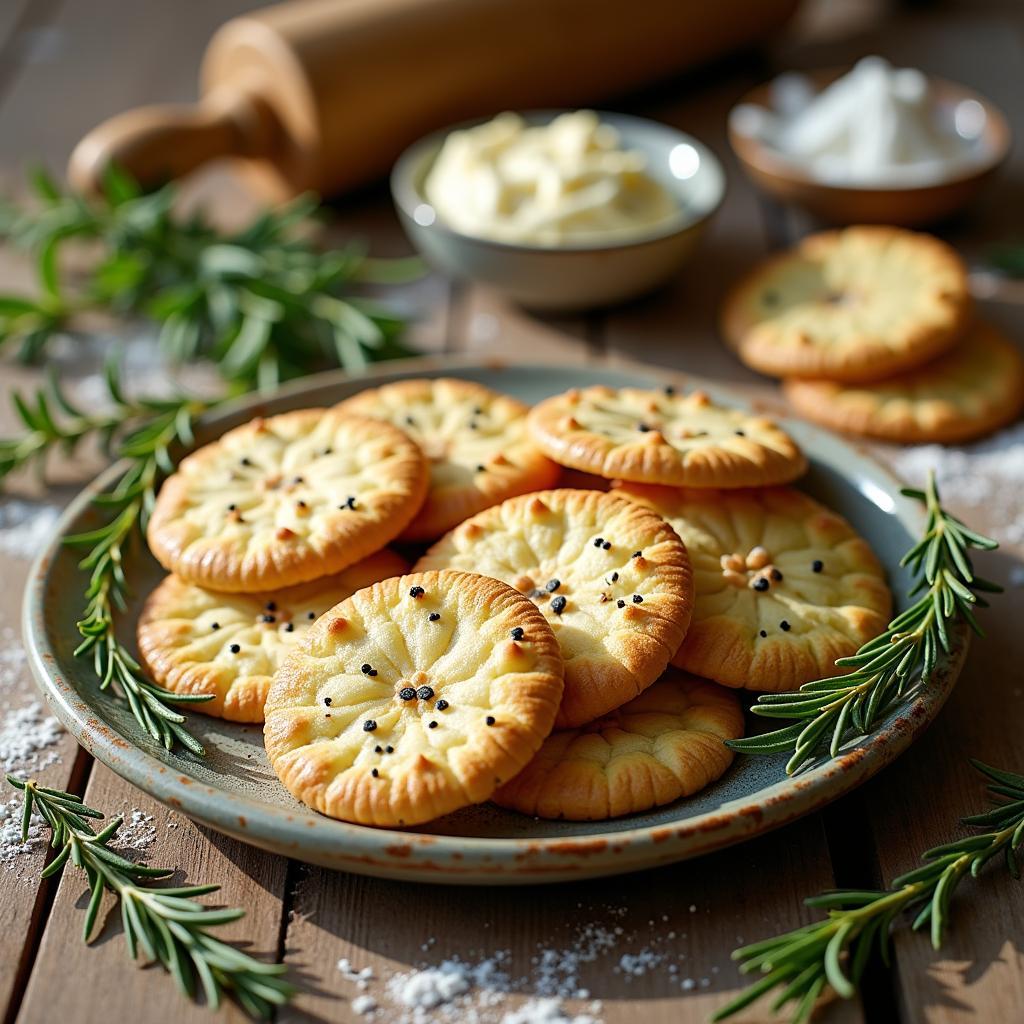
137 550 408 722
415 489 693 727
264 570 564 827
721 226 970 383
528 385 806 488
784 321 1024 444
337 377 560 540
147 409 428 591
614 484 892 691
493 669 743 820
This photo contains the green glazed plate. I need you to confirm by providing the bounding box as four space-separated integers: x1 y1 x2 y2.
23 357 968 884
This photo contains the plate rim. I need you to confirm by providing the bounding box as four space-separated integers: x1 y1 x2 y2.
22 355 968 884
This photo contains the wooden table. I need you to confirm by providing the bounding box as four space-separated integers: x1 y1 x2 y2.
1 2 1022 1022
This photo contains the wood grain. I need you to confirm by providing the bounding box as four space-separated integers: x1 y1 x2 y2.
15 763 289 1024
280 819 862 1024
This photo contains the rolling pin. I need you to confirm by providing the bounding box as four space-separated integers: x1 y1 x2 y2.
68 0 799 199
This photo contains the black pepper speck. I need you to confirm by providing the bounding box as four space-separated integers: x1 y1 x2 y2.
551 595 567 615
307 611 316 620
753 578 770 592
428 721 438 729
227 503 237 511
361 664 373 674
211 622 220 631
230 644 241 654
324 697 333 706
735 430 746 437
632 594 643 604
511 627 524 641
759 629 767 638
261 614 276 623
284 623 294 632
637 422 651 432
609 572 619 583
436 699 449 711
409 586 425 598
386 746 394 753
372 768 379 777
602 541 611 550
616 599 626 609
363 720 377 732
486 716 495 726
266 601 277 611
374 745 382 753
429 612 441 622
771 568 783 582
812 560 824 573
545 578 561 593
780 620 791 632
416 685 434 701
399 687 416 701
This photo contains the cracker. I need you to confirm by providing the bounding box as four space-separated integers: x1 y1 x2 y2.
337 377 560 540
493 670 742 820
528 385 806 488
415 489 693 728
147 409 429 591
614 484 892 691
137 550 408 723
264 570 564 827
721 227 971 383
784 321 1024 444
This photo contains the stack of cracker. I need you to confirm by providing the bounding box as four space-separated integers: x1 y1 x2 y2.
139 377 893 829
721 226 1024 444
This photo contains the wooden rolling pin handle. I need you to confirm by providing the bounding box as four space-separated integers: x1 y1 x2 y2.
67 88 280 195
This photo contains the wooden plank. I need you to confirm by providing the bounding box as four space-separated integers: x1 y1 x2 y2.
448 284 595 363
765 14 1024 1023
16 762 289 1024
280 817 861 1024
0 0 256 177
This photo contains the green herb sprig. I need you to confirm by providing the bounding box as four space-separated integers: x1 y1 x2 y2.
729 475 999 774
0 167 418 391
0 363 219 753
714 760 1024 1024
7 774 293 1018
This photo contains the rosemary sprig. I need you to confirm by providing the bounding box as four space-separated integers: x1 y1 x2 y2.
6 774 293 1018
0 166 417 390
713 760 1024 1024
729 474 1000 774
1 362 219 753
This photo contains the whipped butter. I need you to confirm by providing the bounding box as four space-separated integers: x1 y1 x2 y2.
424 111 679 247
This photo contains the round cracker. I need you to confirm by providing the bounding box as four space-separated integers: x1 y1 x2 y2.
147 410 429 591
415 489 694 728
138 550 408 723
721 226 971 383
264 570 564 827
784 321 1024 444
614 484 892 692
336 377 560 541
528 385 806 488
493 669 743 820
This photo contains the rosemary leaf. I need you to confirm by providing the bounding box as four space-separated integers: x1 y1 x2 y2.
714 761 1024 1022
729 473 1000 773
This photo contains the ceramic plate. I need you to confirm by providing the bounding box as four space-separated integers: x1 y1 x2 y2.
24 358 968 884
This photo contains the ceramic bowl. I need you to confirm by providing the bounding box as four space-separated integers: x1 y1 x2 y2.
390 111 726 311
728 70 1010 226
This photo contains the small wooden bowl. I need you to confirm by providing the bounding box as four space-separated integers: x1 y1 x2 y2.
728 70 1011 226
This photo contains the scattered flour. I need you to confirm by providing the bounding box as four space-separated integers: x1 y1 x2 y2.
344 909 708 1023
0 501 62 561
502 998 599 1024
890 423 1024 547
0 702 64 775
352 994 378 1016
115 809 157 852
0 796 46 871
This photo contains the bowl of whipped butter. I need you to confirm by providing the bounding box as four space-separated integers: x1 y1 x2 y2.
391 110 725 310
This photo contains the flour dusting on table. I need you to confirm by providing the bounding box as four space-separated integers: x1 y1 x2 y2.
0 501 62 560
340 905 711 1021
0 702 64 775
890 422 1024 547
